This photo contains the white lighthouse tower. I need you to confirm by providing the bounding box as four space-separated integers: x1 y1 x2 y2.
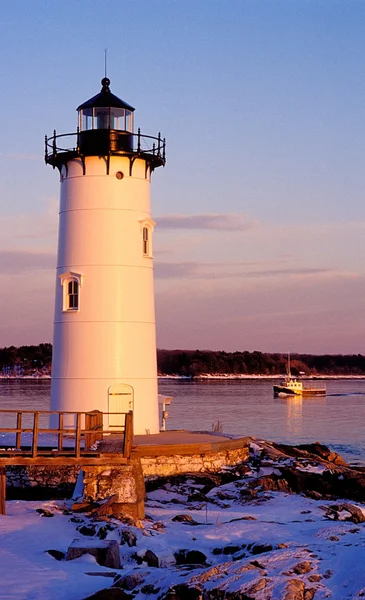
45 77 166 434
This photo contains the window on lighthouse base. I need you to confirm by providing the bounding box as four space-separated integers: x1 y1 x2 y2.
67 280 79 309
143 227 149 256
59 272 83 312
139 218 156 258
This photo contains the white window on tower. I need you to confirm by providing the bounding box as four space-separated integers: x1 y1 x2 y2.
59 272 83 312
67 280 79 310
139 217 156 258
143 227 149 256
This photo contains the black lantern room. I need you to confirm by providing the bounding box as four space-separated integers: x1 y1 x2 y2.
77 77 135 155
45 78 166 173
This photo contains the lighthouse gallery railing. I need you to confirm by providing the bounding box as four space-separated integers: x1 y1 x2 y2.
45 129 166 165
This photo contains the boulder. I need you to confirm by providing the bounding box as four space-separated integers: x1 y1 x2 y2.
284 579 305 600
45 549 65 561
36 508 54 518
171 514 199 525
113 572 145 590
120 528 137 547
293 561 312 575
77 524 96 536
174 549 207 566
143 549 159 568
66 538 121 569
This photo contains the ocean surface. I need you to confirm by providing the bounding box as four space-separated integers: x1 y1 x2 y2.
0 378 365 465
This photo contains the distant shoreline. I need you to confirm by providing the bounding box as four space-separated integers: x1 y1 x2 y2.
2 374 365 381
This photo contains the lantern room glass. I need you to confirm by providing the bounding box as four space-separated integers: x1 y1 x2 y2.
79 107 134 133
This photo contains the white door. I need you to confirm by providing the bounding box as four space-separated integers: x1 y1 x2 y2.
108 384 134 429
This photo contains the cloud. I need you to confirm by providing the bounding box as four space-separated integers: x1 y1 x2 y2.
0 250 56 274
155 261 335 281
156 213 257 231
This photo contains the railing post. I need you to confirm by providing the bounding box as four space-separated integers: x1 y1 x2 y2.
152 142 155 156
16 413 22 450
52 130 57 156
123 411 133 458
163 138 166 162
58 413 64 452
157 132 161 157
44 135 48 161
32 412 39 458
85 412 91 449
75 413 81 458
137 127 141 152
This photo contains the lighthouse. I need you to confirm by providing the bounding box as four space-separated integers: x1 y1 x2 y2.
45 77 166 435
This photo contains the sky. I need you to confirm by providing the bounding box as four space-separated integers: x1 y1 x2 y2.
0 0 364 354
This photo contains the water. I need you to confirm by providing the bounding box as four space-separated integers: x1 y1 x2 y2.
1 378 365 465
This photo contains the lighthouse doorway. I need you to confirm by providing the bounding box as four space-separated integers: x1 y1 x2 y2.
108 384 134 429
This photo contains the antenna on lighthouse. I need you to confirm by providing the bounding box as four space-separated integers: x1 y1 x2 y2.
104 48 108 78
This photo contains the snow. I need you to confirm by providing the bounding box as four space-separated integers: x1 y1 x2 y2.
1 459 365 598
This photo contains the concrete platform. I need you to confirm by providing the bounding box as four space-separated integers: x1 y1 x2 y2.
99 430 249 457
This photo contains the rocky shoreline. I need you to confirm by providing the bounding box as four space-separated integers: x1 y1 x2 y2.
7 438 362 600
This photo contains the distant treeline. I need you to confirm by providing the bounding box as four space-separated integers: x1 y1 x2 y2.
0 344 52 375
157 349 365 377
1 344 364 377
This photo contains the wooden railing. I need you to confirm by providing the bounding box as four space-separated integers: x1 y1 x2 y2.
0 410 133 459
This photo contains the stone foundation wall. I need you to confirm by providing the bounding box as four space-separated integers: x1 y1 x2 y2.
6 465 80 488
140 447 249 477
4 446 249 496
82 457 146 519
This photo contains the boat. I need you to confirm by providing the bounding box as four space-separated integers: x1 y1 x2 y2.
273 355 326 397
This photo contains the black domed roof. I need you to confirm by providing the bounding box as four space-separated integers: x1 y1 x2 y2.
77 78 135 111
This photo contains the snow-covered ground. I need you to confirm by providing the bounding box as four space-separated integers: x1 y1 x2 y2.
1 443 365 599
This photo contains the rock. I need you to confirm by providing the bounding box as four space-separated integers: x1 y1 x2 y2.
293 561 312 575
171 584 203 599
222 545 242 555
71 501 99 513
66 538 121 569
304 589 316 600
82 589 134 599
323 569 333 579
77 524 96 536
120 528 137 547
295 442 348 466
143 549 159 567
140 584 161 595
171 514 199 525
284 579 305 600
245 577 267 595
174 549 207 566
340 503 365 523
36 508 54 518
151 521 165 531
308 574 322 582
113 572 145 590
249 543 273 555
45 549 65 561
97 526 108 540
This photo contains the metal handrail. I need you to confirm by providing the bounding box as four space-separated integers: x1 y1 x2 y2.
45 128 166 164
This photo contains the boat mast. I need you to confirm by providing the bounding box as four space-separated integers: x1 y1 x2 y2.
287 353 291 378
